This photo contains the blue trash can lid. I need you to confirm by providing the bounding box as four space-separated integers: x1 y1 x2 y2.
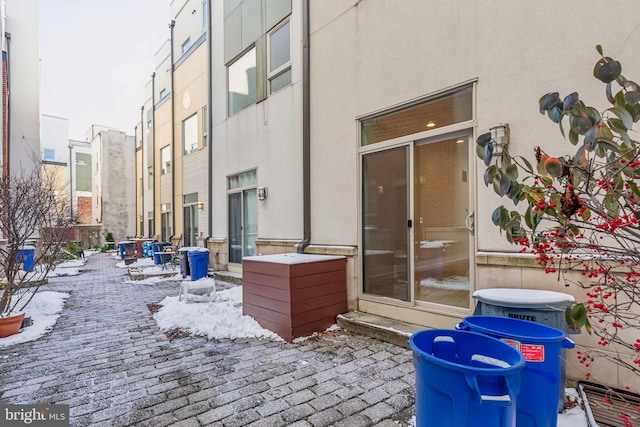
179 246 199 252
462 315 568 343
473 288 575 309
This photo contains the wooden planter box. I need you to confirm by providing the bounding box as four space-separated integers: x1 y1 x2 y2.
242 253 347 342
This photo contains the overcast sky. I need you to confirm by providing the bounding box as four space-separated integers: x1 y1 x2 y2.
39 1 170 140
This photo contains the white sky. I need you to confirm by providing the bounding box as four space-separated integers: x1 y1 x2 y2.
39 1 171 140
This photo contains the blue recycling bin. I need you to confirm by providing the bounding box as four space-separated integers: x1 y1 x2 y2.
152 242 171 264
187 248 209 281
178 247 198 278
16 245 36 272
410 329 525 427
142 242 154 258
118 241 134 260
459 316 574 427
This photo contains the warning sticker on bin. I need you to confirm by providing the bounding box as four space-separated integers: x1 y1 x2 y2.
500 339 545 362
519 344 544 362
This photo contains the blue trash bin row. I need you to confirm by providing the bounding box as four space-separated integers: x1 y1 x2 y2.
16 246 36 272
411 316 574 427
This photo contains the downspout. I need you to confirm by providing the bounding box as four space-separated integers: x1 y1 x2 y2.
140 105 144 235
206 0 213 241
169 19 176 238
4 32 10 182
68 144 73 218
296 0 311 254
151 72 156 235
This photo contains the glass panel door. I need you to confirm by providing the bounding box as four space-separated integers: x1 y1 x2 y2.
414 135 470 308
183 205 199 247
362 147 410 301
243 189 257 257
228 193 242 263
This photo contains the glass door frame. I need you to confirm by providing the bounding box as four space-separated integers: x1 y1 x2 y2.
358 121 476 315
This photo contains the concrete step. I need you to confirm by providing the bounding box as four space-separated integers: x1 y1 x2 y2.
337 311 424 350
212 270 243 285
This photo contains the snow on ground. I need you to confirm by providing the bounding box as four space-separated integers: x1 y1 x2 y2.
0 252 592 425
0 291 69 348
153 286 283 341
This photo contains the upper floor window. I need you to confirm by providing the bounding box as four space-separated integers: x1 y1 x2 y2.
161 146 171 174
43 149 55 161
202 106 208 146
182 38 191 54
202 1 207 28
268 19 291 93
183 114 198 155
148 166 153 189
159 88 167 100
228 47 257 116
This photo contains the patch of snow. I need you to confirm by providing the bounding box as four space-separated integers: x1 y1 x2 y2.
115 257 156 269
153 286 283 341
0 291 69 347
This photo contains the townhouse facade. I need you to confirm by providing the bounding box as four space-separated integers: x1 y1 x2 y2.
136 0 640 388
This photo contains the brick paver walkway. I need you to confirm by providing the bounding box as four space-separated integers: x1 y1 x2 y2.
0 253 415 426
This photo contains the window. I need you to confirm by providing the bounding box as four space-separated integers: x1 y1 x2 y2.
202 1 207 28
159 88 167 100
161 146 171 174
43 149 55 161
228 47 257 115
182 38 191 54
76 153 91 192
268 19 291 93
148 166 153 189
183 114 198 155
202 106 208 146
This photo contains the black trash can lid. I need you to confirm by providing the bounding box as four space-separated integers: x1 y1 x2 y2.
472 288 575 309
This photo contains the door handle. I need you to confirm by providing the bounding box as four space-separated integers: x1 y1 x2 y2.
465 212 474 235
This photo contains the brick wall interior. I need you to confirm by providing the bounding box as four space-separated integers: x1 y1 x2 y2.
77 196 92 224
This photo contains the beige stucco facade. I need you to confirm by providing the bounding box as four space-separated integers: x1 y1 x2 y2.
308 0 640 389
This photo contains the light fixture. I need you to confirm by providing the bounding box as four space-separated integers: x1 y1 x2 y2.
456 139 465 144
490 123 509 147
197 201 204 210
258 187 268 201
426 121 436 128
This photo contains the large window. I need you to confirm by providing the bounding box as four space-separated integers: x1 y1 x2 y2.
161 146 171 175
202 106 208 146
268 19 291 93
43 149 55 161
183 114 198 155
161 204 172 243
75 153 91 192
228 47 257 115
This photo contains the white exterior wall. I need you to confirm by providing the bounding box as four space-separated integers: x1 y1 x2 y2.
40 114 68 164
92 130 136 242
5 0 39 174
309 0 640 388
210 0 303 243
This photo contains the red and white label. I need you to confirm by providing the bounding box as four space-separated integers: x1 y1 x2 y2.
500 339 545 362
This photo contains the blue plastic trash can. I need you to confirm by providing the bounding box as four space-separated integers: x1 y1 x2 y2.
16 245 36 272
142 242 154 258
118 241 134 260
473 288 578 412
410 329 525 427
151 242 171 264
188 248 209 281
459 316 574 427
178 247 198 278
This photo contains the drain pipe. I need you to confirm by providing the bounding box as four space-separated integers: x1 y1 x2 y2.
139 105 145 236
3 32 10 183
151 72 157 236
296 0 311 254
206 0 213 241
169 19 176 236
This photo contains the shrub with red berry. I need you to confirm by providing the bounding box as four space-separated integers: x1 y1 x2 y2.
478 45 640 384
